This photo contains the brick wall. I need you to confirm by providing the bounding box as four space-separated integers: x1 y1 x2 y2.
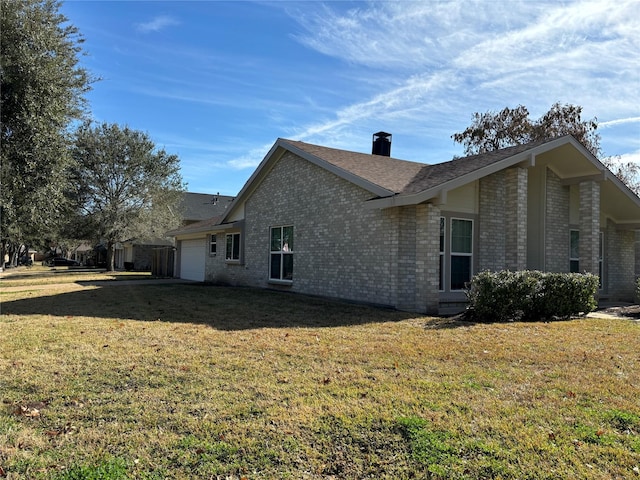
478 171 506 271
477 167 528 272
505 167 528 270
636 230 640 281
606 218 636 301
545 168 570 272
396 205 417 310
201 151 444 313
226 151 400 307
579 181 600 274
422 203 441 314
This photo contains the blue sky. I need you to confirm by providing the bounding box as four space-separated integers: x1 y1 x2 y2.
61 0 640 196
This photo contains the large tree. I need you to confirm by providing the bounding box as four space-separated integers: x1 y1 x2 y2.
602 156 640 195
452 103 601 157
452 103 640 195
0 0 92 265
72 122 186 271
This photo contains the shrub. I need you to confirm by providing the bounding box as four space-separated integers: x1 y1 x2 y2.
636 277 640 304
466 270 599 322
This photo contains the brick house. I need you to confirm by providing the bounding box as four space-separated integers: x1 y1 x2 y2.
169 134 640 314
113 192 233 272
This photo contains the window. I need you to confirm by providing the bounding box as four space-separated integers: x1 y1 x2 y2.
439 217 445 291
209 234 217 255
450 218 473 290
570 230 579 273
270 226 293 281
226 233 240 261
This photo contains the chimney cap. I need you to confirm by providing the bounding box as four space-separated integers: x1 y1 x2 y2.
372 131 392 156
372 131 391 139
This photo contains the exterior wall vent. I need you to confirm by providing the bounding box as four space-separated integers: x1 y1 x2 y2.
372 131 392 156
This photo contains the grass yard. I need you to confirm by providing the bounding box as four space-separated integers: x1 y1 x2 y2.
0 271 639 479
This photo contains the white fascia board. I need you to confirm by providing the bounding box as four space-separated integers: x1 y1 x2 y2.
364 136 614 210
171 222 239 239
175 232 208 241
365 150 538 210
560 135 640 207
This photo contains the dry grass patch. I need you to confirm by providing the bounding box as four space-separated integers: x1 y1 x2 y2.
1 277 639 479
0 266 154 288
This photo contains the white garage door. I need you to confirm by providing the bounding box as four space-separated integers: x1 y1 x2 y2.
180 238 206 281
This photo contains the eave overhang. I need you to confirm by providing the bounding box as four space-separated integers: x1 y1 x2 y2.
167 221 239 238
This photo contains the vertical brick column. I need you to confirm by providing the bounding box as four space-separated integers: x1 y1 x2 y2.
579 180 600 274
414 204 428 313
396 206 416 311
417 203 441 314
545 169 570 272
606 219 635 301
635 230 640 283
478 171 505 271
505 167 528 271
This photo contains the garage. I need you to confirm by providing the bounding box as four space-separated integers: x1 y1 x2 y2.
179 238 206 281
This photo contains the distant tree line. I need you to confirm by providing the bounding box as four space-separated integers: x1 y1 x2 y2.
1 0 185 270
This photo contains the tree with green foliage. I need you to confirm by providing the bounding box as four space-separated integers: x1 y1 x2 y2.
452 102 601 157
72 122 186 271
0 0 93 266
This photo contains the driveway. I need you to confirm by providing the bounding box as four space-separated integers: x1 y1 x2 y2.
0 278 195 293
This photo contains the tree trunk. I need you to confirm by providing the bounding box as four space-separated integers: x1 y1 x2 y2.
106 240 115 271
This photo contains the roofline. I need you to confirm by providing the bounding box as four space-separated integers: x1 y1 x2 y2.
364 146 539 209
167 221 239 237
221 138 396 223
563 136 640 209
365 135 640 210
220 141 284 223
280 139 395 198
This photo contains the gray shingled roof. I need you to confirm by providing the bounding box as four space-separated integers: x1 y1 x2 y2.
400 139 551 194
168 135 640 237
281 137 551 196
180 192 234 222
282 139 424 193
166 215 225 236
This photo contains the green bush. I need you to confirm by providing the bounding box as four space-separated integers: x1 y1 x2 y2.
466 270 599 322
635 277 640 304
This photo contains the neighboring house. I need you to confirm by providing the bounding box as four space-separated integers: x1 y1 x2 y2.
168 134 640 314
113 192 234 271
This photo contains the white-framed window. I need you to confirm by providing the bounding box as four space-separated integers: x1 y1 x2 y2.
209 234 217 256
570 229 580 273
225 233 240 261
439 217 445 291
450 218 473 290
270 225 293 281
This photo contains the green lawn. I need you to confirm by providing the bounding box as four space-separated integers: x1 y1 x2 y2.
1 271 638 479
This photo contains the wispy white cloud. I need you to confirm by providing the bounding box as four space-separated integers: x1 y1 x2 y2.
618 150 640 165
135 15 180 33
282 0 639 161
227 142 275 170
600 117 640 128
